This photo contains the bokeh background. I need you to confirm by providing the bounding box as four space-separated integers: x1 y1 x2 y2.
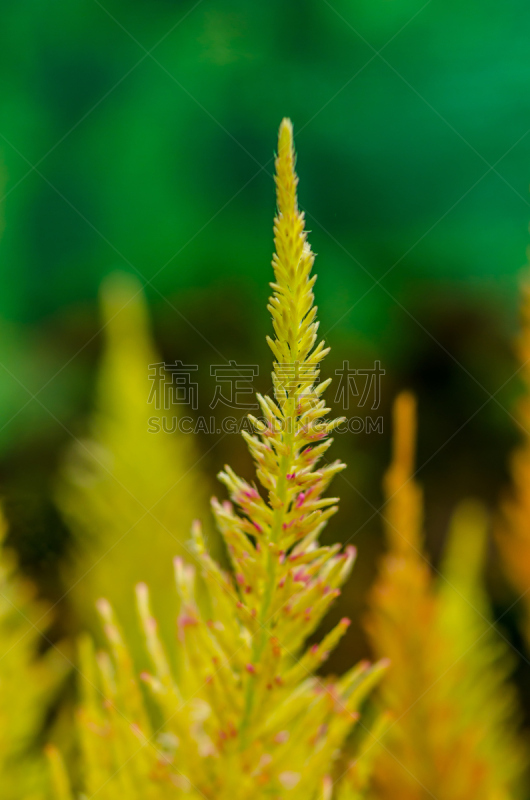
2 0 530 717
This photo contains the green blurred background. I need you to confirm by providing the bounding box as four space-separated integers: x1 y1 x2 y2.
2 0 530 708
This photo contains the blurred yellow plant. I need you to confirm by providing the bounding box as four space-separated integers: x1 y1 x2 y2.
0 510 65 800
366 393 525 800
498 280 530 645
56 274 210 657
50 119 385 799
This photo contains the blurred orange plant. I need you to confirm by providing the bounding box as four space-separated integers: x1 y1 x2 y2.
366 393 525 799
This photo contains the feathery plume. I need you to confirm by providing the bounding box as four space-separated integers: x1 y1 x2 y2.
366 392 525 800
0 510 65 800
56 273 211 659
54 119 384 800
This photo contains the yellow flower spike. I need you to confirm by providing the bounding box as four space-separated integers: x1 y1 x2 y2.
54 119 382 800
366 392 526 800
56 272 211 664
0 509 66 800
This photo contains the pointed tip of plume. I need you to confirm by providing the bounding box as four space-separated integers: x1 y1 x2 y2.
392 391 417 476
275 117 298 217
135 582 149 602
98 270 148 335
96 597 112 617
384 390 422 554
278 117 294 146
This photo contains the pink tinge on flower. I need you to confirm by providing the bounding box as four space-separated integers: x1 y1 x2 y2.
286 472 296 480
96 597 112 617
322 775 333 800
245 663 256 675
177 612 198 641
274 730 290 744
179 613 198 628
296 492 306 508
293 569 310 585
236 573 246 586
253 522 263 534
279 772 301 789
310 643 319 655
307 430 326 441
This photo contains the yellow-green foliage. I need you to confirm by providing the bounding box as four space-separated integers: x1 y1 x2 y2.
52 119 385 800
56 274 210 654
498 280 530 646
366 393 525 800
0 510 64 800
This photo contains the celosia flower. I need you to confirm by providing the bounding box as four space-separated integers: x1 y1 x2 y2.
55 273 211 659
366 393 525 800
0 510 65 800
51 119 385 799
